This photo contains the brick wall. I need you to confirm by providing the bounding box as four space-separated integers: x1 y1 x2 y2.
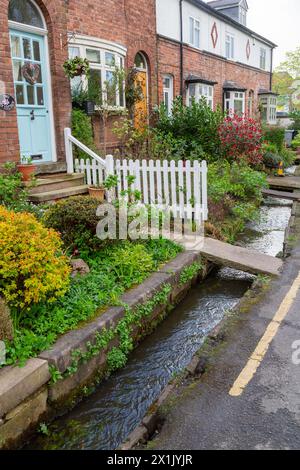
158 37 271 115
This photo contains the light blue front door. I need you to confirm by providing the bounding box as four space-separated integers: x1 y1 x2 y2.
10 29 52 162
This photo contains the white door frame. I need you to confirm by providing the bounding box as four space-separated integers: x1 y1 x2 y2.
8 8 57 163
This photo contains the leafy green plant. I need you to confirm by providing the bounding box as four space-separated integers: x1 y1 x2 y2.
156 97 224 160
291 134 300 150
179 262 203 286
43 196 107 256
262 125 285 151
289 111 300 131
71 109 96 160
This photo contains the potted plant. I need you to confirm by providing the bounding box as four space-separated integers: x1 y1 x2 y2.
63 57 90 79
17 156 36 182
88 183 105 202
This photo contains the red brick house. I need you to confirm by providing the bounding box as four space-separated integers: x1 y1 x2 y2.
0 0 276 171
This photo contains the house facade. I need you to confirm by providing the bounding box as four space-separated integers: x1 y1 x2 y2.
156 0 277 120
0 0 276 169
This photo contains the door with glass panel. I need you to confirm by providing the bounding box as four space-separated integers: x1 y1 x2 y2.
10 30 52 162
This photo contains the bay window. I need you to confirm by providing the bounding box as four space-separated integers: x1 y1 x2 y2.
259 93 277 125
224 91 245 116
68 38 126 108
187 83 214 109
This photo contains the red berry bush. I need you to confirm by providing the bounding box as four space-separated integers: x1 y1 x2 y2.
218 114 263 166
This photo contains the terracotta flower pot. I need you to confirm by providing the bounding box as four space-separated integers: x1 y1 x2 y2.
88 186 105 202
17 163 36 182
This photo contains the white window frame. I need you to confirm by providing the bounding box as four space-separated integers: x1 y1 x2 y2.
189 17 200 49
225 33 235 60
187 83 214 109
239 7 247 26
68 36 126 109
162 74 174 115
224 91 245 116
260 48 266 70
260 95 277 125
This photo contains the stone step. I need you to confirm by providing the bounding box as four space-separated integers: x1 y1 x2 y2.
34 162 67 175
262 189 300 201
29 185 89 203
200 237 283 277
29 173 85 195
267 175 300 191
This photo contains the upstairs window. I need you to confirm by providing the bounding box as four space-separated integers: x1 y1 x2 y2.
225 34 235 60
189 17 200 49
187 83 214 109
260 48 266 70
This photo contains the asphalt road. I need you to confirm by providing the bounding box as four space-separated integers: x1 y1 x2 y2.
152 242 300 450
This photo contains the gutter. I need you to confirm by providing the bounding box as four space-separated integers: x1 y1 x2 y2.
180 0 184 96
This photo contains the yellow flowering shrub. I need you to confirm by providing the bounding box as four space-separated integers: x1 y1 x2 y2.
0 207 71 309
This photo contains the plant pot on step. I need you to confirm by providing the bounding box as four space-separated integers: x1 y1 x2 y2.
88 186 105 202
17 158 36 182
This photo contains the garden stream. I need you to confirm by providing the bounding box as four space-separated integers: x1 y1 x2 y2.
26 185 294 450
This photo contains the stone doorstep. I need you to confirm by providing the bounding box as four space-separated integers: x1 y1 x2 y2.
39 252 202 375
0 388 48 449
0 359 50 419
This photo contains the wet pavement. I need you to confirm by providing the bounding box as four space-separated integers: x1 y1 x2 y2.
152 231 300 450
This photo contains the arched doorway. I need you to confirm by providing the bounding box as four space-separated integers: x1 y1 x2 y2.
134 52 148 128
8 0 55 162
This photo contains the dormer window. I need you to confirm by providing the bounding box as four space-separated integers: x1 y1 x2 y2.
239 7 247 26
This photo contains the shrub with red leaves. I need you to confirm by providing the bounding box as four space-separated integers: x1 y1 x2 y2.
218 114 263 165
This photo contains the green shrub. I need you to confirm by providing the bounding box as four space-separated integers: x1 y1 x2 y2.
262 125 285 151
280 147 296 167
291 134 300 150
0 207 70 320
71 109 95 160
289 111 300 131
156 97 224 160
208 161 267 203
43 196 106 256
263 152 281 168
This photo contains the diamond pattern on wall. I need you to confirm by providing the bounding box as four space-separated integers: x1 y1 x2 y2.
211 22 218 49
246 39 251 60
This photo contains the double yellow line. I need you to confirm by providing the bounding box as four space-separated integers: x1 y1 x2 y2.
229 272 300 397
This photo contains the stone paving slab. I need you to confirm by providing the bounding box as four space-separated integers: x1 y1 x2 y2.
0 359 50 418
201 238 283 276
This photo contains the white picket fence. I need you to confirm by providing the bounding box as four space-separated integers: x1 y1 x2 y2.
64 128 208 221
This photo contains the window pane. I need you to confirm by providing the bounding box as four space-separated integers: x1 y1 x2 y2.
33 41 40 61
11 36 21 57
134 52 146 69
36 87 44 105
105 52 115 66
195 29 200 48
189 17 194 44
69 46 80 59
23 38 31 59
86 49 101 63
27 85 35 105
16 84 25 104
8 0 44 28
234 99 243 115
13 60 22 81
88 69 102 103
163 77 170 88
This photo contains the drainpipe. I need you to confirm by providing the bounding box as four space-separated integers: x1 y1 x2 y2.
179 0 184 96
270 47 274 91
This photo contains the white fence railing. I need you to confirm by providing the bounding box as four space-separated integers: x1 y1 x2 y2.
64 128 208 221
